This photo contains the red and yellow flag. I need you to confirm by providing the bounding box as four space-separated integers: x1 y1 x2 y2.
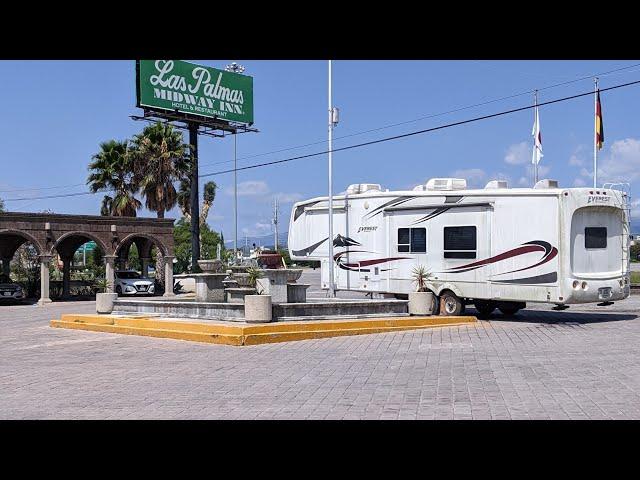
595 89 604 150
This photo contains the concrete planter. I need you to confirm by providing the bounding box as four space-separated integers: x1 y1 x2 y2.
96 292 118 314
244 294 272 323
408 291 434 316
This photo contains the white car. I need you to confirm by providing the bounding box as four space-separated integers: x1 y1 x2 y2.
114 270 155 296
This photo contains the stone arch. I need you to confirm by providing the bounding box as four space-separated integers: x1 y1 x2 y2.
49 231 109 257
0 229 44 258
115 233 169 258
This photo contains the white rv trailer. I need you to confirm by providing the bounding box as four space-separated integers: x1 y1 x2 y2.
288 178 631 316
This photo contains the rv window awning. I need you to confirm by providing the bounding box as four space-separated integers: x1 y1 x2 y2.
384 202 494 212
305 204 347 212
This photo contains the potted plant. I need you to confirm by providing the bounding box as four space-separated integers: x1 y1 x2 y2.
408 265 435 316
93 278 117 314
244 267 272 323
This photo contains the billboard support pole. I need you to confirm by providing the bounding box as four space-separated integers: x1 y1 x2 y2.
189 123 200 272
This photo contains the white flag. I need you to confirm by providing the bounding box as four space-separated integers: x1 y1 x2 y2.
531 105 543 165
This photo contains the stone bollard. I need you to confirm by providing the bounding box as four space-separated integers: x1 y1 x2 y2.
96 292 118 314
244 295 272 323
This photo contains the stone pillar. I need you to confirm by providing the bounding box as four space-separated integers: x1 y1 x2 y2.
62 256 72 298
38 255 52 306
163 256 175 297
1 257 10 277
104 255 117 294
141 257 150 278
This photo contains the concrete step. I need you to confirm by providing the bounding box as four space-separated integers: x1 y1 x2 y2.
51 313 476 346
277 313 409 322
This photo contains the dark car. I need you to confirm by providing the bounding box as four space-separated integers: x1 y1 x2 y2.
0 274 25 302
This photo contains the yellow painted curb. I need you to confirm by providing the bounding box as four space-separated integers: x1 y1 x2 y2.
50 313 476 346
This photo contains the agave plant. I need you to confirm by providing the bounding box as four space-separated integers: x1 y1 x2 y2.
411 265 432 292
92 278 112 294
246 267 265 294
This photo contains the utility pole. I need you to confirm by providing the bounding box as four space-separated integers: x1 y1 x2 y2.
273 196 279 251
189 123 200 272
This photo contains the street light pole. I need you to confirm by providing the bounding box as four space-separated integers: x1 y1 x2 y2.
328 60 335 298
225 62 246 263
234 132 238 258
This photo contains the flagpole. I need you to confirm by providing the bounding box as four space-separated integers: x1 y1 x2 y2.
594 77 598 188
534 90 539 185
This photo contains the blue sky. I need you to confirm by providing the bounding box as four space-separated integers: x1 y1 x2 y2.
1 60 640 239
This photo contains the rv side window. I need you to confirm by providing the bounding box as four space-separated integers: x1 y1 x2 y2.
397 228 426 253
585 227 607 249
443 226 476 259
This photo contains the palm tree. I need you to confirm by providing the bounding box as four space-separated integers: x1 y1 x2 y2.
87 140 141 217
177 179 218 227
130 122 190 219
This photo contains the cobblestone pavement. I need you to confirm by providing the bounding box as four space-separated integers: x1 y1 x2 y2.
1 287 639 419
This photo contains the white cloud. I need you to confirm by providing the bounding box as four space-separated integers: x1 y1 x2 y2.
517 176 529 186
451 168 487 188
241 222 272 236
568 145 588 167
573 178 587 187
226 180 270 196
274 192 303 204
504 142 529 165
630 199 640 219
597 138 640 184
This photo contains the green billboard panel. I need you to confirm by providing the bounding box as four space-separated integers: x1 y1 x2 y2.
136 60 254 125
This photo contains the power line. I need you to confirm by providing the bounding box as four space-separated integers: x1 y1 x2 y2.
2 191 95 202
200 78 640 178
5 62 638 195
197 61 640 170
5 76 640 203
0 183 86 194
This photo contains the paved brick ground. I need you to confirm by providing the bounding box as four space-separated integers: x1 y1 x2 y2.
1 281 639 419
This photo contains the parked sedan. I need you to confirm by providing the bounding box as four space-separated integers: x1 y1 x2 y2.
0 274 25 302
114 270 155 296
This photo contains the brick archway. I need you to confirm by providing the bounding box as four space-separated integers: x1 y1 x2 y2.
0 212 175 304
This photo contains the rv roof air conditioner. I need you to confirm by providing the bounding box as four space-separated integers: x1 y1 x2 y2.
425 178 467 191
533 179 559 189
485 180 508 189
346 183 382 195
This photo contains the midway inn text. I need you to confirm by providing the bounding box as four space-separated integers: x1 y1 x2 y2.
137 60 254 124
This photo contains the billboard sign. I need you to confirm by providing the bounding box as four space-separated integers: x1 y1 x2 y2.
136 60 254 125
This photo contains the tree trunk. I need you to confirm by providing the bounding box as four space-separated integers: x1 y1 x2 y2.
157 209 164 219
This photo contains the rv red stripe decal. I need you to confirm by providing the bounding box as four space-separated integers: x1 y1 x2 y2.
447 245 542 271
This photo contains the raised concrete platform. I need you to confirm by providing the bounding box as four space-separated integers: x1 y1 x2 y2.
50 314 476 346
111 298 409 322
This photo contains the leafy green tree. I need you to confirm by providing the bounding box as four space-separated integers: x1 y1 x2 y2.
173 218 224 273
0 197 5 213
87 140 141 217
130 122 190 218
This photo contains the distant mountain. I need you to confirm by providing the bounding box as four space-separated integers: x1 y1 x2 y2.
224 231 288 251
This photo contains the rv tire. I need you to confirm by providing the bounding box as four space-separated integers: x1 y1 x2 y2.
497 302 524 317
474 300 496 318
440 291 464 316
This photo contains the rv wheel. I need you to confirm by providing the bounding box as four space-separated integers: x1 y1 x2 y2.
474 300 496 318
440 291 464 316
497 302 523 317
